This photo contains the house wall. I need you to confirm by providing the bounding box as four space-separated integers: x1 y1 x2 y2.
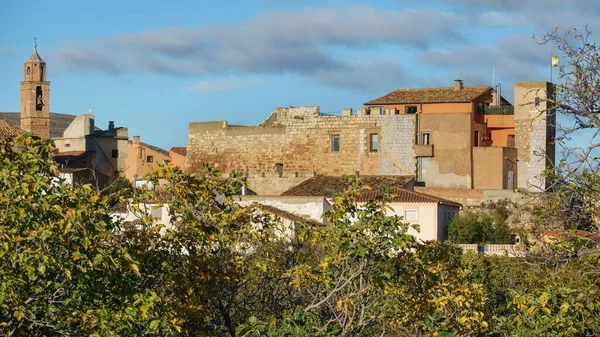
364 102 474 115
54 115 128 179
236 195 331 225
186 106 417 194
385 203 438 242
419 113 473 188
473 147 518 190
169 150 186 172
125 136 171 182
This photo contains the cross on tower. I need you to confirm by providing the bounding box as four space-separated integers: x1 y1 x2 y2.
34 36 37 49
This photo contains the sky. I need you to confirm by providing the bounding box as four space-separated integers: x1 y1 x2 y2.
1 0 600 151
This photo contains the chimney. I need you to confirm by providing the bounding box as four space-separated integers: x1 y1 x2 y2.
454 79 463 90
108 121 115 131
133 135 140 144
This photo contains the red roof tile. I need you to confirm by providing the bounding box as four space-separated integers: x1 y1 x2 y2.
55 150 94 157
170 147 187 156
364 86 490 105
281 175 414 197
0 119 24 137
355 188 461 206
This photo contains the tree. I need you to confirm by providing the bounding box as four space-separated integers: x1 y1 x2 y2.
0 135 179 336
536 26 600 234
447 212 514 244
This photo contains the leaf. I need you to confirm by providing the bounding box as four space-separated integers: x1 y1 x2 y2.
149 319 160 330
131 264 141 277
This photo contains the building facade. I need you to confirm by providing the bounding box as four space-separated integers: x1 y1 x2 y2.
124 136 171 182
53 114 129 181
186 80 555 194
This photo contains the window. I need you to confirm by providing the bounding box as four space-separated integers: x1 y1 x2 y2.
405 209 418 221
507 135 515 147
65 143 71 148
421 132 430 145
405 106 418 114
275 163 284 177
477 102 487 114
379 107 385 115
369 133 379 152
146 155 154 163
474 131 479 147
535 97 541 107
27 67 30 75
331 134 340 153
35 86 43 111
112 150 119 158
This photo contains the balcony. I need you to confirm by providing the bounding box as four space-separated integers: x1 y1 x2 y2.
483 105 514 115
415 144 433 157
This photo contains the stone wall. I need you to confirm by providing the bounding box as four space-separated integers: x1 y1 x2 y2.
186 106 417 193
514 82 556 192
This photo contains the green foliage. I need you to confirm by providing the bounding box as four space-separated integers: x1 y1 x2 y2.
2 135 600 337
0 135 178 336
448 212 514 244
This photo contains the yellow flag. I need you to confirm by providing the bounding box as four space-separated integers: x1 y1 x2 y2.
552 55 559 67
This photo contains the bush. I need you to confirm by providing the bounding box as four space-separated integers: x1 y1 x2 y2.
447 213 514 244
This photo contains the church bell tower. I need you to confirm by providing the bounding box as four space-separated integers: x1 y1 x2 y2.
21 38 50 138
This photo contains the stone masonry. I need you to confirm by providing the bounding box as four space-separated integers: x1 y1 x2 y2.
186 106 416 194
514 82 556 192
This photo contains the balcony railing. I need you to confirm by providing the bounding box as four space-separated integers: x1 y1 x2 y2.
483 106 514 115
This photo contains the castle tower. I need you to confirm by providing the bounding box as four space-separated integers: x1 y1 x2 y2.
514 82 556 192
20 38 50 138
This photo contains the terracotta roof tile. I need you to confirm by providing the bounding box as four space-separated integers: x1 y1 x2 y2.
54 150 95 157
355 188 461 206
170 147 187 156
0 119 24 137
364 86 491 105
282 175 414 197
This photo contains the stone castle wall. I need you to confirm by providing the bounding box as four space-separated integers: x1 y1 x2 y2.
514 82 556 192
186 107 417 193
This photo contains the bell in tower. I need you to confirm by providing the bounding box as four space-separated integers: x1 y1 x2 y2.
21 37 50 139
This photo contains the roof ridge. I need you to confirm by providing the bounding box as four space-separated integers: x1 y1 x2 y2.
390 85 489 92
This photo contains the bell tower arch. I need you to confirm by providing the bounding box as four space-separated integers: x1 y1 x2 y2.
21 37 50 138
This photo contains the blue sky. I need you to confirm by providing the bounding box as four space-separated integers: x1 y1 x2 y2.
1 0 599 151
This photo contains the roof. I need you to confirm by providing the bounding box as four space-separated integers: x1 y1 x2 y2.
355 188 461 207
27 45 44 63
542 229 600 240
281 175 414 197
258 204 322 226
0 119 24 137
131 141 169 156
53 150 95 159
0 112 77 138
364 86 491 105
170 147 187 156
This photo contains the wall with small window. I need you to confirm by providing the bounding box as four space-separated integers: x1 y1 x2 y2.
385 203 439 242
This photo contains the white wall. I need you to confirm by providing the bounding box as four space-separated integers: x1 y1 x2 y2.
236 195 330 225
386 203 439 242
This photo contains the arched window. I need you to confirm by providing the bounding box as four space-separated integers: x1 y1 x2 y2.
27 67 30 75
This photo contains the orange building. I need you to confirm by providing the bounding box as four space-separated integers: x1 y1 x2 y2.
364 80 519 190
169 147 187 172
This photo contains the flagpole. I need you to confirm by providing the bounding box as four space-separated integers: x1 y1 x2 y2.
551 53 553 84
